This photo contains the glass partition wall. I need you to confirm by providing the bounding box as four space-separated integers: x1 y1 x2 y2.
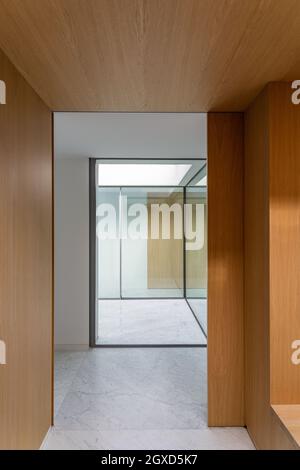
185 166 207 337
92 159 207 346
97 187 184 299
185 186 207 336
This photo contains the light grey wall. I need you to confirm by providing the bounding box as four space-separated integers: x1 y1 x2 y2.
55 158 89 348
55 113 207 159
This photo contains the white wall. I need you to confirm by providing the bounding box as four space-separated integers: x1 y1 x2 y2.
55 113 207 159
121 195 148 296
96 192 148 298
97 189 120 298
55 158 89 348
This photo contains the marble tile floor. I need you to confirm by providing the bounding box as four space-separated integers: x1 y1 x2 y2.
97 299 206 345
42 348 254 450
186 299 207 336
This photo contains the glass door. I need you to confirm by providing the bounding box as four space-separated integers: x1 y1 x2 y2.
185 184 207 336
96 187 121 299
121 187 184 298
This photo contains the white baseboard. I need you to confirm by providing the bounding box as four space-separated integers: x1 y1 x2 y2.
55 344 90 351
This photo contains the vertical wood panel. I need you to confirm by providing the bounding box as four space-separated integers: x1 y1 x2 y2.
207 113 244 426
0 48 52 449
147 192 184 290
244 82 300 449
269 83 300 405
244 87 271 448
185 194 207 292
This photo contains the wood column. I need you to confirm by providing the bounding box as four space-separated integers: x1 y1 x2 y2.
0 48 53 449
207 113 244 426
244 82 300 449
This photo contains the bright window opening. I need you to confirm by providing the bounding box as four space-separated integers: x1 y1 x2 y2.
97 163 192 186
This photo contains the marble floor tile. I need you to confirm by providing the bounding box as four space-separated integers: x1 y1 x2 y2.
186 299 207 336
43 348 254 450
97 299 206 345
42 428 254 450
55 348 207 431
54 351 87 415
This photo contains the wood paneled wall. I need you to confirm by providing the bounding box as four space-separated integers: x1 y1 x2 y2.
244 83 300 449
185 194 207 292
244 87 272 448
0 48 53 449
269 83 300 405
147 192 183 290
1 1 300 112
207 113 244 426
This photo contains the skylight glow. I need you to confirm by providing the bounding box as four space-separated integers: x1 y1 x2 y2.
97 163 192 186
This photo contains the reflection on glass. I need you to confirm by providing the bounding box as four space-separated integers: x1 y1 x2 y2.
95 158 208 346
185 184 207 335
96 187 120 298
96 186 185 299
121 187 184 298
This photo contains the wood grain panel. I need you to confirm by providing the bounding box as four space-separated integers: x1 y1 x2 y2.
0 1 300 111
0 48 52 449
147 192 183 290
244 82 300 449
272 405 300 448
244 86 271 449
269 409 299 450
207 113 244 426
268 83 300 405
185 193 207 292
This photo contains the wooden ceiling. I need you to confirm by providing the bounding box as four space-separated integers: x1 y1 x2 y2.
0 0 300 112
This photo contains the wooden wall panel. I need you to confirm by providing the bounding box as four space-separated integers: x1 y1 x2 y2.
269 83 300 405
147 192 183 290
207 113 244 426
272 405 300 448
0 48 52 449
1 1 300 112
186 194 207 292
244 82 300 449
244 87 271 448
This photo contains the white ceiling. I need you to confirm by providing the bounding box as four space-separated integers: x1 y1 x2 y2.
54 113 207 159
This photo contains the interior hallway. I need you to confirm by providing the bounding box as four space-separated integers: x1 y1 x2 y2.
42 349 254 450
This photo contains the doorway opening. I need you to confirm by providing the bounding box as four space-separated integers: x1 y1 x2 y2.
89 158 207 347
49 112 253 449
53 114 210 444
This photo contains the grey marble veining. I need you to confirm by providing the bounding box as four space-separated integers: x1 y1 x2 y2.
42 428 254 450
97 299 206 345
54 348 207 431
54 351 87 415
42 348 255 450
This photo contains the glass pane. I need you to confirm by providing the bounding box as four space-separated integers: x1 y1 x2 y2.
121 187 184 298
185 185 207 334
96 187 120 298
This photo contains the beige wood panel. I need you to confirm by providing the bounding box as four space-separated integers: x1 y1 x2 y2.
244 82 300 449
0 1 300 111
269 409 299 450
244 87 271 449
207 113 244 426
0 48 53 449
272 405 300 448
147 193 183 290
186 194 207 291
147 238 183 289
268 83 300 405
